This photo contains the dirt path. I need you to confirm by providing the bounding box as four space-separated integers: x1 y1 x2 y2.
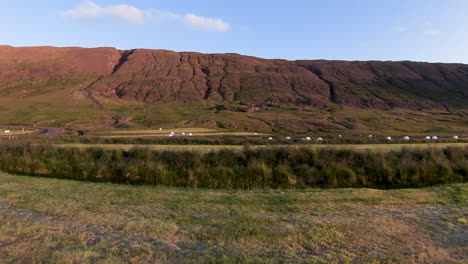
0 125 64 136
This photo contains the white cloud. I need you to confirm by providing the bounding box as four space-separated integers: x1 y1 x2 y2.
64 1 231 32
64 1 145 24
184 14 231 32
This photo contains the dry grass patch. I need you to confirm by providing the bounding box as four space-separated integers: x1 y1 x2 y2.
0 173 466 263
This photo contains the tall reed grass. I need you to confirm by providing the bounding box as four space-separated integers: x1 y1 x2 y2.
0 144 466 189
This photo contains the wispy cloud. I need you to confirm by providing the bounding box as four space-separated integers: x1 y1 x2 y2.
184 14 231 32
64 1 231 32
64 1 145 24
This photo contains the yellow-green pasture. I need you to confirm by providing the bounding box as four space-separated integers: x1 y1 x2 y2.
94 128 269 138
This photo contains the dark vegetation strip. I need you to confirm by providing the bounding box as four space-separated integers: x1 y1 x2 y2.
14 134 467 146
0 144 466 189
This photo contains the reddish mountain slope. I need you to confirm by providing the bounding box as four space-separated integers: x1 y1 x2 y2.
0 46 466 131
87 49 468 111
1 45 467 110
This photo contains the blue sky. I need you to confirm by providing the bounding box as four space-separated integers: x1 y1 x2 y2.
1 0 468 63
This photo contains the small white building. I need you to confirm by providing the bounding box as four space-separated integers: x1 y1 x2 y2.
305 137 311 141
432 136 438 140
317 137 324 141
268 137 273 140
188 133 193 136
286 136 291 140
403 136 410 140
453 136 459 140
386 136 392 141
425 136 431 140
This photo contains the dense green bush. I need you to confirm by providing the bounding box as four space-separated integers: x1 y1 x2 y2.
0 143 466 189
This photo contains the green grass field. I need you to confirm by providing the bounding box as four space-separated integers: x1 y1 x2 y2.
57 142 468 152
0 173 466 263
103 128 221 134
93 128 269 138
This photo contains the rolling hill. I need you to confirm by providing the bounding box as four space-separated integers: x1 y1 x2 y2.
0 45 467 132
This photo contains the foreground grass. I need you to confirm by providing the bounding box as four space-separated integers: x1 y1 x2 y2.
0 173 466 263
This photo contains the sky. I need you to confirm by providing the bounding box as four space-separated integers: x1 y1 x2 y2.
1 0 468 63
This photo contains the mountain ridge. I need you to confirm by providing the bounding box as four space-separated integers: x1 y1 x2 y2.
3 45 467 64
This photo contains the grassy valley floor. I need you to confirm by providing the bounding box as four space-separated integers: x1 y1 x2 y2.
0 173 466 263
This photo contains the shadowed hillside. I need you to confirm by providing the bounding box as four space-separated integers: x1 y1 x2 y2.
0 45 467 132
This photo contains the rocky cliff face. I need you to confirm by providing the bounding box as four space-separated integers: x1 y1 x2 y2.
85 49 468 112
1 45 467 111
